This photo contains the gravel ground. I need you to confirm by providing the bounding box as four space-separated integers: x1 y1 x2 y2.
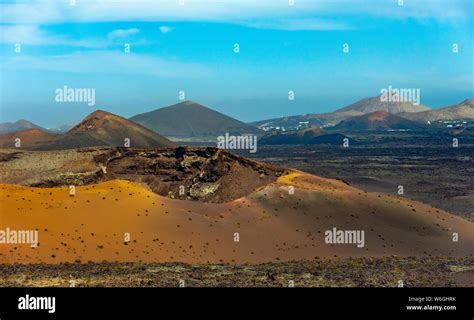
1 257 472 287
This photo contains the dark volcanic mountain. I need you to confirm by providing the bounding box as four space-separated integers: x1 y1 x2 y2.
29 110 176 150
259 126 354 145
130 101 261 139
259 126 325 144
0 128 56 148
332 110 425 132
398 99 474 122
0 119 44 134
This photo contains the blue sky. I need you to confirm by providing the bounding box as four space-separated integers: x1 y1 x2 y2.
0 0 473 127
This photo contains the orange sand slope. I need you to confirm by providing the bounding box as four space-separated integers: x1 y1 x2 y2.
0 172 473 264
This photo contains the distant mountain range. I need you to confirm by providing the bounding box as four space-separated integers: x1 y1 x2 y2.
252 96 473 131
47 122 78 134
0 110 176 150
330 110 426 132
398 99 474 122
336 95 430 114
130 101 261 140
0 119 77 134
1 97 472 148
0 120 44 134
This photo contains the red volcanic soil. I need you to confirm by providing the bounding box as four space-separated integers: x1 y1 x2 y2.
367 110 390 121
0 128 55 148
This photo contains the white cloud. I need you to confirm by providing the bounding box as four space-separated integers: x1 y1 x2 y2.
107 28 140 40
159 26 173 34
0 0 470 27
0 25 105 48
0 25 53 45
244 18 351 31
1 51 211 78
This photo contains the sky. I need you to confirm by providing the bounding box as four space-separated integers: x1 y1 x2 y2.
0 0 473 128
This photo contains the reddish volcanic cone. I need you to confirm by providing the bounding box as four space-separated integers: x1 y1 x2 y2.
0 128 55 148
